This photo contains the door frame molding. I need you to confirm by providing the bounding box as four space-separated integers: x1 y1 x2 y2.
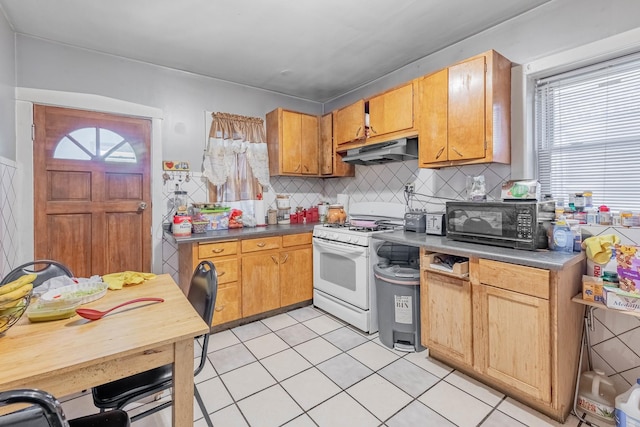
15 88 164 273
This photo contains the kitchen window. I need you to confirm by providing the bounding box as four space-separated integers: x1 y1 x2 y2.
535 52 640 211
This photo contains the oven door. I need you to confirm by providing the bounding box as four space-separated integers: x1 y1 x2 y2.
313 237 369 310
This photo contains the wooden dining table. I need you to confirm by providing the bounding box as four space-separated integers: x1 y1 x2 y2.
0 274 209 427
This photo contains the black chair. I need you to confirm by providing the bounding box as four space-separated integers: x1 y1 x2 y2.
0 260 73 288
92 261 217 425
0 389 129 427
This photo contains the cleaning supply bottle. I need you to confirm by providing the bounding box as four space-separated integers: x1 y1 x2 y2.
577 369 616 424
615 378 640 426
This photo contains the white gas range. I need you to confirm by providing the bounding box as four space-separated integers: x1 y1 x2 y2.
312 202 405 333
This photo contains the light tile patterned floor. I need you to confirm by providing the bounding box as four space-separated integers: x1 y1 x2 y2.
60 306 586 426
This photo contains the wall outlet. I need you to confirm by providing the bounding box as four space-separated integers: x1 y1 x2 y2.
405 183 415 193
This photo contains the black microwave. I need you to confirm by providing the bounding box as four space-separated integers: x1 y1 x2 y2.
445 200 555 251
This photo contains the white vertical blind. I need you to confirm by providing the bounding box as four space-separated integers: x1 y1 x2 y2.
535 52 640 211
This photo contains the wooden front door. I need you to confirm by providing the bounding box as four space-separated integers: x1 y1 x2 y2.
33 105 152 277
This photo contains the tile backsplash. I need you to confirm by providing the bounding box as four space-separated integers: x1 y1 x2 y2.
0 157 18 278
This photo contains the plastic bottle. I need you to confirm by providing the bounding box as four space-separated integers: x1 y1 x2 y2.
577 369 616 424
615 378 640 426
600 205 612 225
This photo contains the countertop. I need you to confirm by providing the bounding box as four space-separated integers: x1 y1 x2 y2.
374 230 585 271
166 223 317 244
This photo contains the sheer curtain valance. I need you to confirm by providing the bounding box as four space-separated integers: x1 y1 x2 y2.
203 112 270 202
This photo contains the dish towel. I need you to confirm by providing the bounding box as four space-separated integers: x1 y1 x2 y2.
102 272 157 290
581 234 620 264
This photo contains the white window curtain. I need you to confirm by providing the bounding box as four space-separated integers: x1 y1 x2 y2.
203 112 270 202
535 52 640 211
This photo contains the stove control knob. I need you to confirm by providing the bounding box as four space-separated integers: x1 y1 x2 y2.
344 236 352 243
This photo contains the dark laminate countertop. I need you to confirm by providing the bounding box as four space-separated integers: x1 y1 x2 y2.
373 231 585 271
165 223 317 244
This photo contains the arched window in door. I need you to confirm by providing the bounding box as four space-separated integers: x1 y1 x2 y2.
53 127 137 163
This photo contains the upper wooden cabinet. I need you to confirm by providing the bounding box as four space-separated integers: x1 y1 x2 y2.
319 113 355 177
334 100 365 147
334 82 417 149
418 50 511 168
266 108 319 176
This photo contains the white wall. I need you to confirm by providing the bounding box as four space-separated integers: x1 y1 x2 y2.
15 35 323 169
0 9 15 160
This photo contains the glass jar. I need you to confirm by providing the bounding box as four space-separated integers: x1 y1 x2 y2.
621 211 634 227
574 193 585 212
326 204 347 225
599 205 612 225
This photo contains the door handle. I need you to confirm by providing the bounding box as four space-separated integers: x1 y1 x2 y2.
138 202 147 211
271 255 279 264
369 126 377 135
355 126 362 137
451 147 463 157
281 254 289 264
257 242 266 248
212 248 225 253
435 147 445 159
215 305 225 312
218 271 226 277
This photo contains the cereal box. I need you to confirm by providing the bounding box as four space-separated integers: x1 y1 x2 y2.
582 275 605 303
614 244 640 295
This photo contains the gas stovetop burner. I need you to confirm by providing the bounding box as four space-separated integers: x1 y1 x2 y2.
322 223 349 229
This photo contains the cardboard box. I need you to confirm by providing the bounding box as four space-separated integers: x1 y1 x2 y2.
582 275 605 303
201 211 230 230
615 244 640 294
603 286 640 313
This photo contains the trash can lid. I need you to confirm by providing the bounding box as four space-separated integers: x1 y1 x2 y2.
374 263 420 280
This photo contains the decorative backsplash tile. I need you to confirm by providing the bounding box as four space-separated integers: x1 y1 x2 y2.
0 157 18 279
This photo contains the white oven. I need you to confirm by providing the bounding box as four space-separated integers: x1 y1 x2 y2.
311 201 406 334
313 237 382 333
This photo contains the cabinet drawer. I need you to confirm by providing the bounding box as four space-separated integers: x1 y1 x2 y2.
241 236 281 253
478 259 549 299
198 241 238 259
213 259 238 284
282 233 312 247
212 283 241 326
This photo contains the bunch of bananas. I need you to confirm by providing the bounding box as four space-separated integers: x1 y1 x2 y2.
0 274 36 330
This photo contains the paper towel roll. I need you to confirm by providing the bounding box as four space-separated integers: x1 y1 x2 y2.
336 194 349 215
254 199 266 225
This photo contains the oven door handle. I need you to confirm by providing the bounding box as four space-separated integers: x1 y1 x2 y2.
313 238 367 256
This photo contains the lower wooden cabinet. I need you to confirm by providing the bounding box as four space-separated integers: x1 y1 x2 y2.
420 270 472 367
419 248 585 422
178 232 313 327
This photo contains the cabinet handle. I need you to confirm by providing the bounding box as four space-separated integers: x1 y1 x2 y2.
355 126 362 137
281 254 289 264
295 164 301 172
435 147 445 159
215 305 225 312
303 165 309 172
257 242 266 247
212 248 224 254
369 126 377 135
271 255 279 264
451 147 463 157
218 271 226 277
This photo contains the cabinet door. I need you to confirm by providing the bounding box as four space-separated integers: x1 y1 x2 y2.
319 113 333 175
241 252 280 317
421 271 472 366
448 56 486 161
368 83 413 136
418 69 448 165
212 283 242 326
335 100 365 146
280 247 313 307
300 113 319 175
473 283 551 403
282 110 302 174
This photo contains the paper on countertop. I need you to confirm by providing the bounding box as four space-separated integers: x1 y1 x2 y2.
102 271 157 290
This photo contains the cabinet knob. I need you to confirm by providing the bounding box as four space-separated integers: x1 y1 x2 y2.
436 147 445 159
212 248 224 254
257 242 266 248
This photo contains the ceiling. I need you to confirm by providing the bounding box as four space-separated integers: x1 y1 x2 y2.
0 0 551 103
